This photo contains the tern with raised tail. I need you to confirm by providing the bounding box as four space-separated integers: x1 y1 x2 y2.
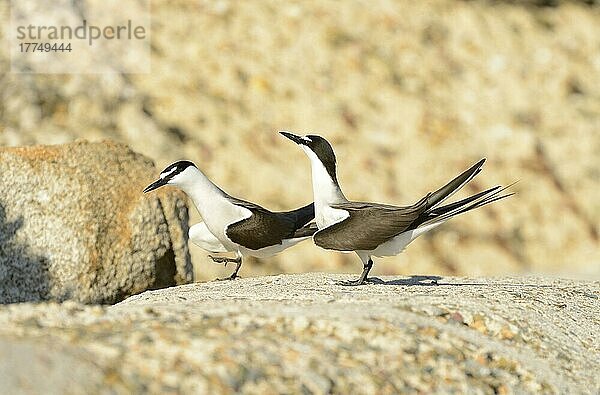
144 160 316 280
280 131 513 285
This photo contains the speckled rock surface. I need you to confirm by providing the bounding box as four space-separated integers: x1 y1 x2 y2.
0 274 597 393
0 141 193 303
0 1 598 281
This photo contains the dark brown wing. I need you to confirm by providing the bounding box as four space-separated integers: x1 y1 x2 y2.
225 197 315 250
313 198 429 251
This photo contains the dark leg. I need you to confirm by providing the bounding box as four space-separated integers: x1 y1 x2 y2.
358 258 374 283
209 253 243 281
339 258 374 286
226 258 242 280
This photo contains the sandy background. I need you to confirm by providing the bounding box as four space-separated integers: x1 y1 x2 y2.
1 0 598 281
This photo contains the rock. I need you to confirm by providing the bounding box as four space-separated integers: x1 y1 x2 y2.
0 337 107 393
0 274 597 393
0 141 193 304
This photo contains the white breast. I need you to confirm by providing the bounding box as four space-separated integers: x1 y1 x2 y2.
316 205 349 229
200 199 251 250
169 166 253 252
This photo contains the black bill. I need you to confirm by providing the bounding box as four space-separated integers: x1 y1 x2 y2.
143 178 168 193
279 131 308 145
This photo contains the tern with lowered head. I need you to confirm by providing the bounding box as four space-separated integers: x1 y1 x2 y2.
280 131 513 285
144 160 316 280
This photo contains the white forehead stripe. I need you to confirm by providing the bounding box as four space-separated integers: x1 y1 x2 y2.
160 167 177 179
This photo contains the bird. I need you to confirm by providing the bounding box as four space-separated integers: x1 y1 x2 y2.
280 131 513 286
143 160 317 280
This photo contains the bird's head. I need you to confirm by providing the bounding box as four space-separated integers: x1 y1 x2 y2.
279 131 338 182
143 160 198 193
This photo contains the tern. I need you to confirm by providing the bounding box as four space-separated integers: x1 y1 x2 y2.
144 160 317 280
280 131 513 286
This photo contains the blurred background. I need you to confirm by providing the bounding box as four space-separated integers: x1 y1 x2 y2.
1 0 598 282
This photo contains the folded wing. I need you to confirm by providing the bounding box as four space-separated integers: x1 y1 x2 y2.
313 199 429 251
225 198 316 250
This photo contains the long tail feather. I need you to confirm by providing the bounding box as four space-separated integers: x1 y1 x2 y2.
426 158 486 210
418 182 515 227
429 185 502 217
434 192 513 223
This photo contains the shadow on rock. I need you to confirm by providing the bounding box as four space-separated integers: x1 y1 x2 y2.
369 275 554 288
0 204 50 304
367 275 443 286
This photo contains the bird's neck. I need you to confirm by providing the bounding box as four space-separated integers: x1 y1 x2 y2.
308 154 347 211
174 167 226 214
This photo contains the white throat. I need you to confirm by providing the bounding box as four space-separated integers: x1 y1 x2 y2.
302 146 348 228
168 167 226 216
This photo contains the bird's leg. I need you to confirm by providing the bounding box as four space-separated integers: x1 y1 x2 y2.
358 258 375 283
227 256 243 280
208 255 237 267
340 257 374 286
215 252 243 281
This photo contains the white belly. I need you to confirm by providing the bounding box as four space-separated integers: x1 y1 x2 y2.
367 221 446 257
239 236 311 258
189 222 228 253
368 231 414 257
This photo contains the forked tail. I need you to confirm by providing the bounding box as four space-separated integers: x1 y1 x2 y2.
416 182 516 228
425 158 487 210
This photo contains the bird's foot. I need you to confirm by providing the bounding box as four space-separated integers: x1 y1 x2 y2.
338 279 364 286
208 255 228 264
214 273 241 281
337 278 366 286
208 255 239 267
337 277 382 286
